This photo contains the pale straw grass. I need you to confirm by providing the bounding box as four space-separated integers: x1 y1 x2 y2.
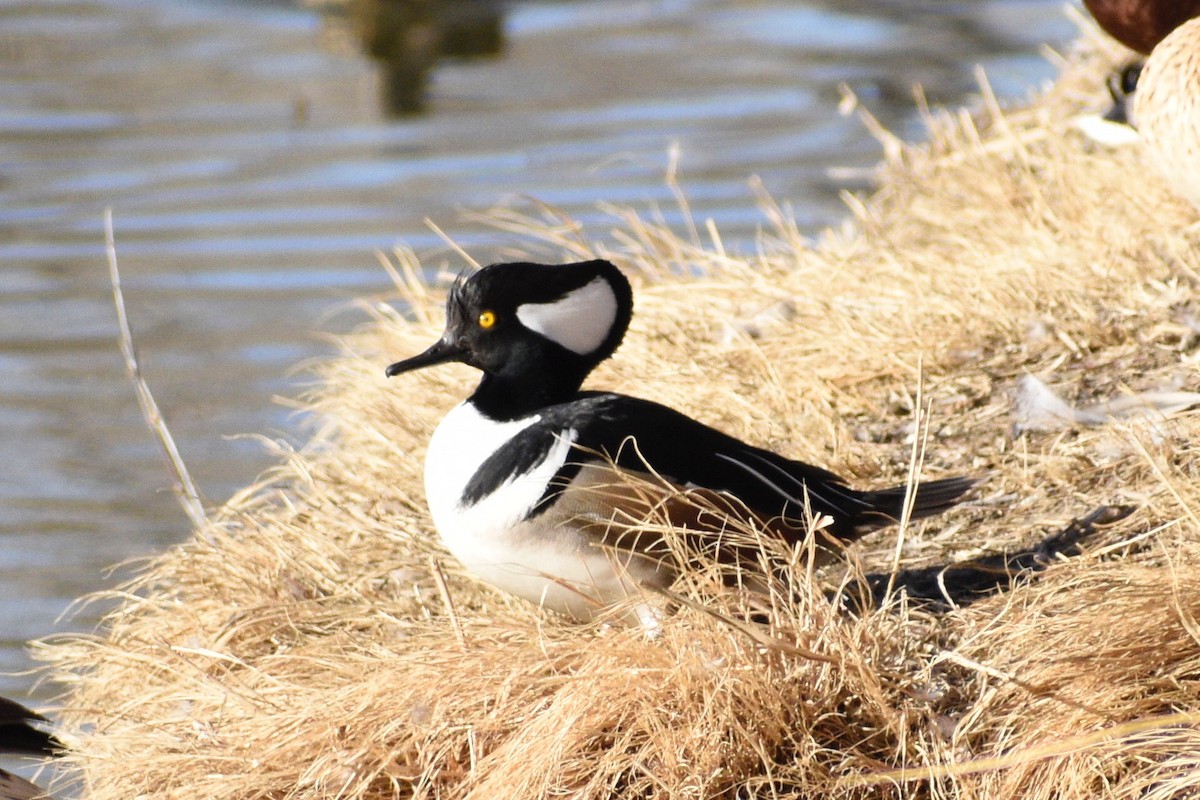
33 24 1200 800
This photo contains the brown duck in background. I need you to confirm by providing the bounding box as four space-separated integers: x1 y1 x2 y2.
1084 0 1200 53
1134 16 1200 211
1078 2 1200 211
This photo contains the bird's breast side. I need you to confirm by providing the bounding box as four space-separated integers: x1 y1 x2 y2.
422 404 582 597
422 403 665 618
423 402 550 539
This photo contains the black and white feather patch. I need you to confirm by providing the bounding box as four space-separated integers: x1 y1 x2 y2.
459 423 578 510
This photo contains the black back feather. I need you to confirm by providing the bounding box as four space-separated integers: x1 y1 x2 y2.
460 391 972 544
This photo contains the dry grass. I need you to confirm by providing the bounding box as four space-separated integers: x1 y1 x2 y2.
34 26 1200 800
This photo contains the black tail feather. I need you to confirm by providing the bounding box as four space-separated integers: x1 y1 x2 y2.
0 697 59 800
0 698 59 757
854 476 976 532
841 504 1135 612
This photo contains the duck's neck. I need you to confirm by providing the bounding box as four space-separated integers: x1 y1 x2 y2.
468 370 586 421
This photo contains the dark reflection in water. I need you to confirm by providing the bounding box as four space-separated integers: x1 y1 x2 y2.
319 0 506 115
0 0 1076 718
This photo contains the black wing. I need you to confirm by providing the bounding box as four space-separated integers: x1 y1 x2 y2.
536 393 971 542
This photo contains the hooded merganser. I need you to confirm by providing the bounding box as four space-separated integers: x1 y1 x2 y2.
1134 16 1200 211
386 260 973 621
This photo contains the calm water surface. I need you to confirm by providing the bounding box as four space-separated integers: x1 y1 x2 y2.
0 0 1075 704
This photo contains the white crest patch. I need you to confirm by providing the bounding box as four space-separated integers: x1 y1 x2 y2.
516 276 617 355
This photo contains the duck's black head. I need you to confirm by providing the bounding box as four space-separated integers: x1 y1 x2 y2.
386 259 633 417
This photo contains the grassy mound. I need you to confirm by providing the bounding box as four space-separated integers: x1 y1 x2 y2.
37 30 1200 800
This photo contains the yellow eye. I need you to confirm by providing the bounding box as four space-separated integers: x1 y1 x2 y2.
478 310 496 329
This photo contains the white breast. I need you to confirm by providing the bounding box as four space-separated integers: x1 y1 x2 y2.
422 402 666 619
423 401 548 535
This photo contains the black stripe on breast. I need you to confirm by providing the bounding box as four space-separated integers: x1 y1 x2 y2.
459 422 575 512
